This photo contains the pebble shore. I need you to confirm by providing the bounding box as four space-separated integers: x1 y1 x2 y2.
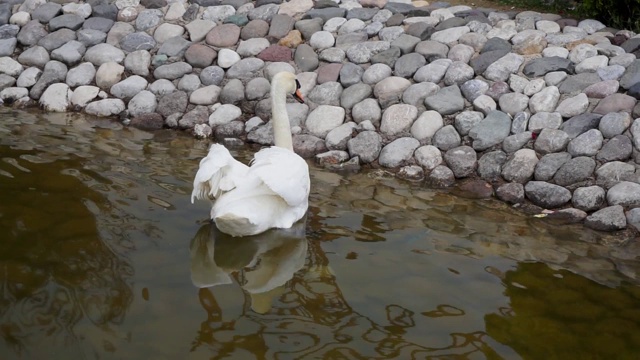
2 0 640 233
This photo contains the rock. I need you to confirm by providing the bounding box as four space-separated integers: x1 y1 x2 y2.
17 45 49 68
306 105 345 138
65 62 95 87
95 62 124 90
84 43 125 66
415 145 442 170
294 44 318 71
70 85 99 108
427 165 456 187
325 122 356 151
496 182 525 204
127 90 157 117
110 75 148 100
157 91 188 117
424 84 465 115
85 98 126 117
478 150 507 181
352 98 381 126
528 112 562 131
502 148 538 183
363 63 392 84
606 181 640 207
374 76 411 108
379 104 418 136
584 80 619 99
553 156 595 187
468 110 511 151
30 60 67 99
534 152 571 181
39 83 71 112
433 125 462 151
484 53 524 81
584 205 626 231
560 113 602 139
129 112 163 130
153 62 192 80
596 161 636 189
592 93 637 114
347 130 382 163
443 145 477 178
567 129 603 157
524 181 571 208
378 137 420 168
597 135 632 162
529 86 560 113
534 128 570 154
572 185 605 212
50 40 85 66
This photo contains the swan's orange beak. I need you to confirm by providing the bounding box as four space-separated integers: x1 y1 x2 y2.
294 89 304 103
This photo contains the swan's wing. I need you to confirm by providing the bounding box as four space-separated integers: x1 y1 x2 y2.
191 144 249 203
250 147 310 206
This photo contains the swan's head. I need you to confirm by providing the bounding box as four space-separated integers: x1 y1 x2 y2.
272 71 304 103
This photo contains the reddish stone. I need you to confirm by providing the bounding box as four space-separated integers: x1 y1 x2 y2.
185 44 217 68
206 24 240 47
316 63 342 84
257 45 292 62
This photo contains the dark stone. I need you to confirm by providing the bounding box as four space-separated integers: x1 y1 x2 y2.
553 156 596 186
92 4 118 20
371 46 401 67
305 8 347 22
481 37 512 53
406 22 435 40
560 113 602 139
130 113 164 130
470 49 510 75
140 0 168 9
597 135 632 162
435 16 467 31
621 37 640 54
523 56 573 77
82 17 114 33
496 182 525 204
386 13 405 26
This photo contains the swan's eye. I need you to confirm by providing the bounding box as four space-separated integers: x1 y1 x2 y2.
295 79 301 89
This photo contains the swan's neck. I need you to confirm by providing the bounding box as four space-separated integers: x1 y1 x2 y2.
271 83 293 151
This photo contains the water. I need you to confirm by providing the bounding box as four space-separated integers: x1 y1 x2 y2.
0 108 639 359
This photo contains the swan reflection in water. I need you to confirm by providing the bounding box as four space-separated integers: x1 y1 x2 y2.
189 217 308 313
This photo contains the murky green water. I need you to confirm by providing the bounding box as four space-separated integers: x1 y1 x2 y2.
1 108 639 359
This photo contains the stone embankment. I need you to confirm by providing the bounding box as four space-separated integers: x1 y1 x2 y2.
2 0 640 232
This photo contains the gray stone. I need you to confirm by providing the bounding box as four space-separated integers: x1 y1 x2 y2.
596 161 637 189
606 181 640 207
572 186 605 212
402 82 439 107
460 79 489 102
502 148 538 183
340 83 372 110
30 60 67 99
503 132 533 153
443 146 477 178
66 62 95 87
352 98 381 127
378 137 420 168
85 99 126 117
415 145 442 170
534 152 572 181
0 38 16 57
200 66 225 86
83 17 115 33
127 90 157 118
110 75 148 100
157 91 188 117
120 32 156 52
394 53 425 78
136 9 163 31
17 21 48 47
598 112 631 138
478 150 507 181
469 49 510 75
51 40 85 66
584 205 626 231
17 45 50 68
524 181 572 208
597 135 632 162
414 59 451 83
158 36 191 58
153 62 192 80
567 129 603 157
468 110 511 151
77 29 107 47
553 156 596 186
433 125 462 151
558 72 601 94
347 130 382 164
424 84 465 115
363 63 392 84
84 43 125 66
620 60 640 90
48 14 84 31
32 2 62 23
346 41 391 64
38 28 76 52
560 113 602 139
374 76 411 108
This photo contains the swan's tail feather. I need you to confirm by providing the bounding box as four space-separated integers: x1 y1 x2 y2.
191 144 249 204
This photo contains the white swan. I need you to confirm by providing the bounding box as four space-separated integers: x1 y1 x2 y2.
191 71 310 237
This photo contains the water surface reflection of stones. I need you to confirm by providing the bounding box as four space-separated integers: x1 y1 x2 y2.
3 1 640 232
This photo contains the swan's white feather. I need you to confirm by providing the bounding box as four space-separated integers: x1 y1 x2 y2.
191 144 249 203
250 146 310 207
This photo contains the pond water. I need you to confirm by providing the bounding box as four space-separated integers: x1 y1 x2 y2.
1 108 639 359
